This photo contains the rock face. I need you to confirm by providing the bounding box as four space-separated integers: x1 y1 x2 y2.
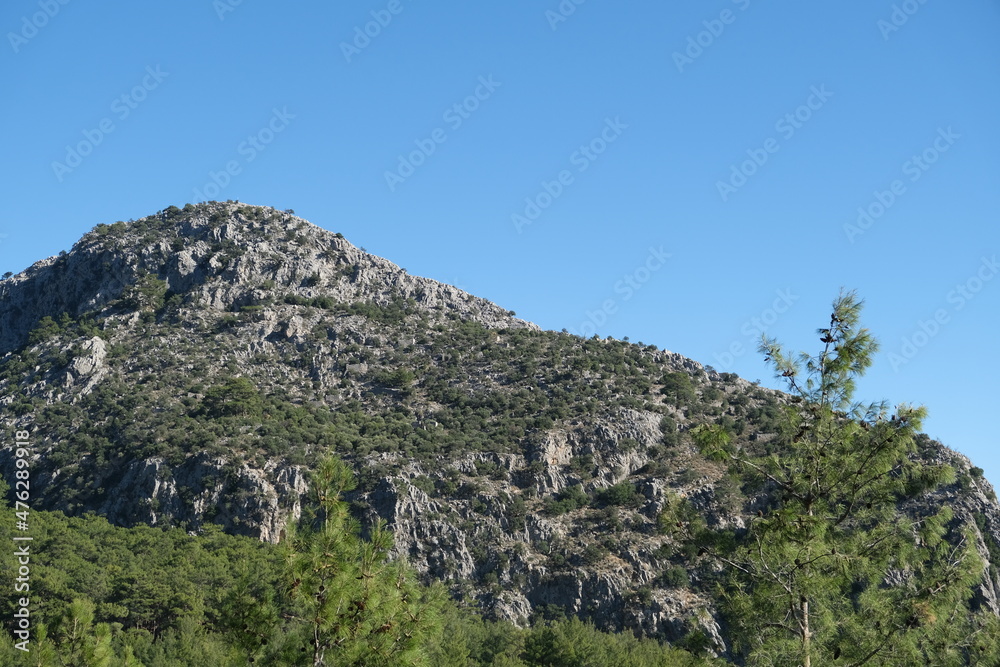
0 202 998 655
344 408 731 645
77 454 310 543
0 202 535 357
65 337 107 395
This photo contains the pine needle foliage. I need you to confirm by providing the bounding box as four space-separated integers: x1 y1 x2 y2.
692 290 989 666
224 456 447 666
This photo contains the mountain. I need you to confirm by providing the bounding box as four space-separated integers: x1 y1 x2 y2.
1 202 998 656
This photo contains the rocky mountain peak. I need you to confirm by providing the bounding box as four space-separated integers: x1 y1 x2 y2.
0 201 534 356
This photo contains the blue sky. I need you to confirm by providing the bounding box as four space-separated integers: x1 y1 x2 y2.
2 1 998 488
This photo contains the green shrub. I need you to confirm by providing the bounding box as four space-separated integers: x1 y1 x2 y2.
28 315 64 344
581 543 607 565
201 377 263 418
544 484 590 516
377 368 415 389
659 565 690 588
660 372 696 404
596 482 643 509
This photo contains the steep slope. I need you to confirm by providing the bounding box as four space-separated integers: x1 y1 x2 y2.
1 202 997 655
0 202 531 356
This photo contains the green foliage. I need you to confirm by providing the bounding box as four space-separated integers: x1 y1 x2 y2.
123 274 168 312
425 605 714 667
376 368 415 389
27 315 65 345
6 313 684 474
0 505 279 666
581 543 608 565
43 598 116 666
91 220 128 238
660 416 681 448
691 423 732 462
595 482 643 509
657 492 706 539
226 456 448 665
544 484 590 516
660 371 696 405
519 616 710 667
201 377 263 418
693 291 988 665
701 386 723 403
568 454 595 478
283 294 414 325
658 565 690 589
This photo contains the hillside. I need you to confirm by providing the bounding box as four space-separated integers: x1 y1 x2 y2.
1 202 998 659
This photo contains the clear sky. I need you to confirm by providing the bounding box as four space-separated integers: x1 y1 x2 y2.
2 1 998 488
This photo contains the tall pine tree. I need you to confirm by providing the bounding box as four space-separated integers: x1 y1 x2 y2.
693 290 989 665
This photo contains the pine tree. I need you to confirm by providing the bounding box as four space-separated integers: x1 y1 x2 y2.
228 456 446 666
28 599 114 666
202 377 264 418
693 290 987 665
